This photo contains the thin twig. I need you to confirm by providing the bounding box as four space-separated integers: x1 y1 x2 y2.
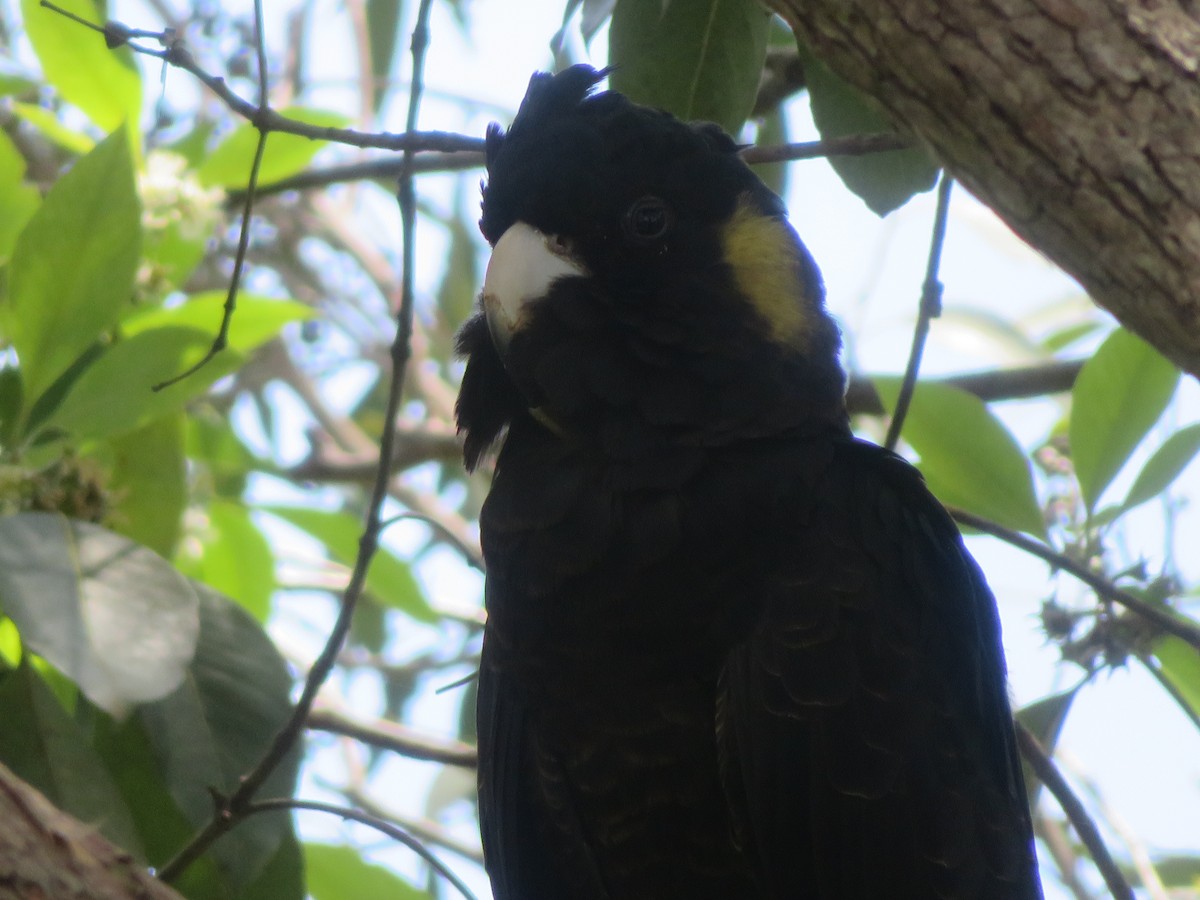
845 359 1083 415
307 706 478 768
951 508 1200 653
884 173 953 450
1015 723 1134 900
246 798 478 900
158 0 439 883
343 786 485 864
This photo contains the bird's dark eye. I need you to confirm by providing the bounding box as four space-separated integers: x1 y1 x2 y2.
623 196 673 244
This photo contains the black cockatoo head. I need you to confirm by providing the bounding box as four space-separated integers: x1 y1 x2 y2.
456 65 846 469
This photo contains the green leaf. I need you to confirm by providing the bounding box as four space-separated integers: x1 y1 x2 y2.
42 327 244 443
243 831 306 900
305 843 428 900
123 291 313 351
1153 634 1200 725
1015 688 1077 809
1 129 140 409
21 0 142 133
178 499 276 622
366 0 404 113
609 0 771 135
262 506 437 622
92 711 211 873
1070 328 1180 512
9 101 95 154
796 45 939 215
138 583 300 891
0 512 200 716
106 414 187 558
1120 422 1200 514
874 377 1045 537
0 130 40 264
197 108 350 187
0 661 143 855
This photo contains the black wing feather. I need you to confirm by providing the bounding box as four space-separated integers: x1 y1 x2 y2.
721 439 1040 900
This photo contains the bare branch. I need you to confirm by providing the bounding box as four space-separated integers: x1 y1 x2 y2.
308 706 478 768
1015 723 1134 900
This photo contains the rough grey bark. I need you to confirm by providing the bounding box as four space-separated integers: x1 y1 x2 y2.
0 761 182 900
766 0 1200 377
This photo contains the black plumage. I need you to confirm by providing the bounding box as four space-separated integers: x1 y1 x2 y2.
456 65 1042 900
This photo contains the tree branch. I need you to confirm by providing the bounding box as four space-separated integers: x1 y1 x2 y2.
307 706 478 768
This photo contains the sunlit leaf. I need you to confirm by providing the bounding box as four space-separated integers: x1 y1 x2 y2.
43 327 245 443
0 130 40 264
0 661 143 854
197 108 350 187
875 377 1045 537
1120 422 1200 514
123 292 314 351
105 414 187 558
21 0 142 133
178 499 276 622
305 843 428 900
609 0 771 134
0 513 200 717
796 44 938 215
1070 328 1180 512
262 506 437 622
1153 634 1200 725
1 129 140 410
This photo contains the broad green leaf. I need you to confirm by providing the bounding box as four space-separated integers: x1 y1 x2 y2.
0 131 40 263
1120 422 1200 514
243 831 306 900
1153 634 1200 725
1070 328 1180 512
92 711 212 874
106 414 187 557
0 512 200 716
21 0 142 133
138 583 300 891
43 327 244 443
178 499 276 622
197 108 350 187
0 367 22 448
0 661 143 854
609 0 771 134
263 505 436 622
123 291 313 351
797 45 939 215
2 129 140 409
875 377 1045 537
1015 688 1077 809
305 843 427 900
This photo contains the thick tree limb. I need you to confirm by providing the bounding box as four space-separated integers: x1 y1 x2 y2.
766 0 1200 377
0 761 182 900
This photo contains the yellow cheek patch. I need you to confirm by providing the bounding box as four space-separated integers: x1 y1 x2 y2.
719 196 814 347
